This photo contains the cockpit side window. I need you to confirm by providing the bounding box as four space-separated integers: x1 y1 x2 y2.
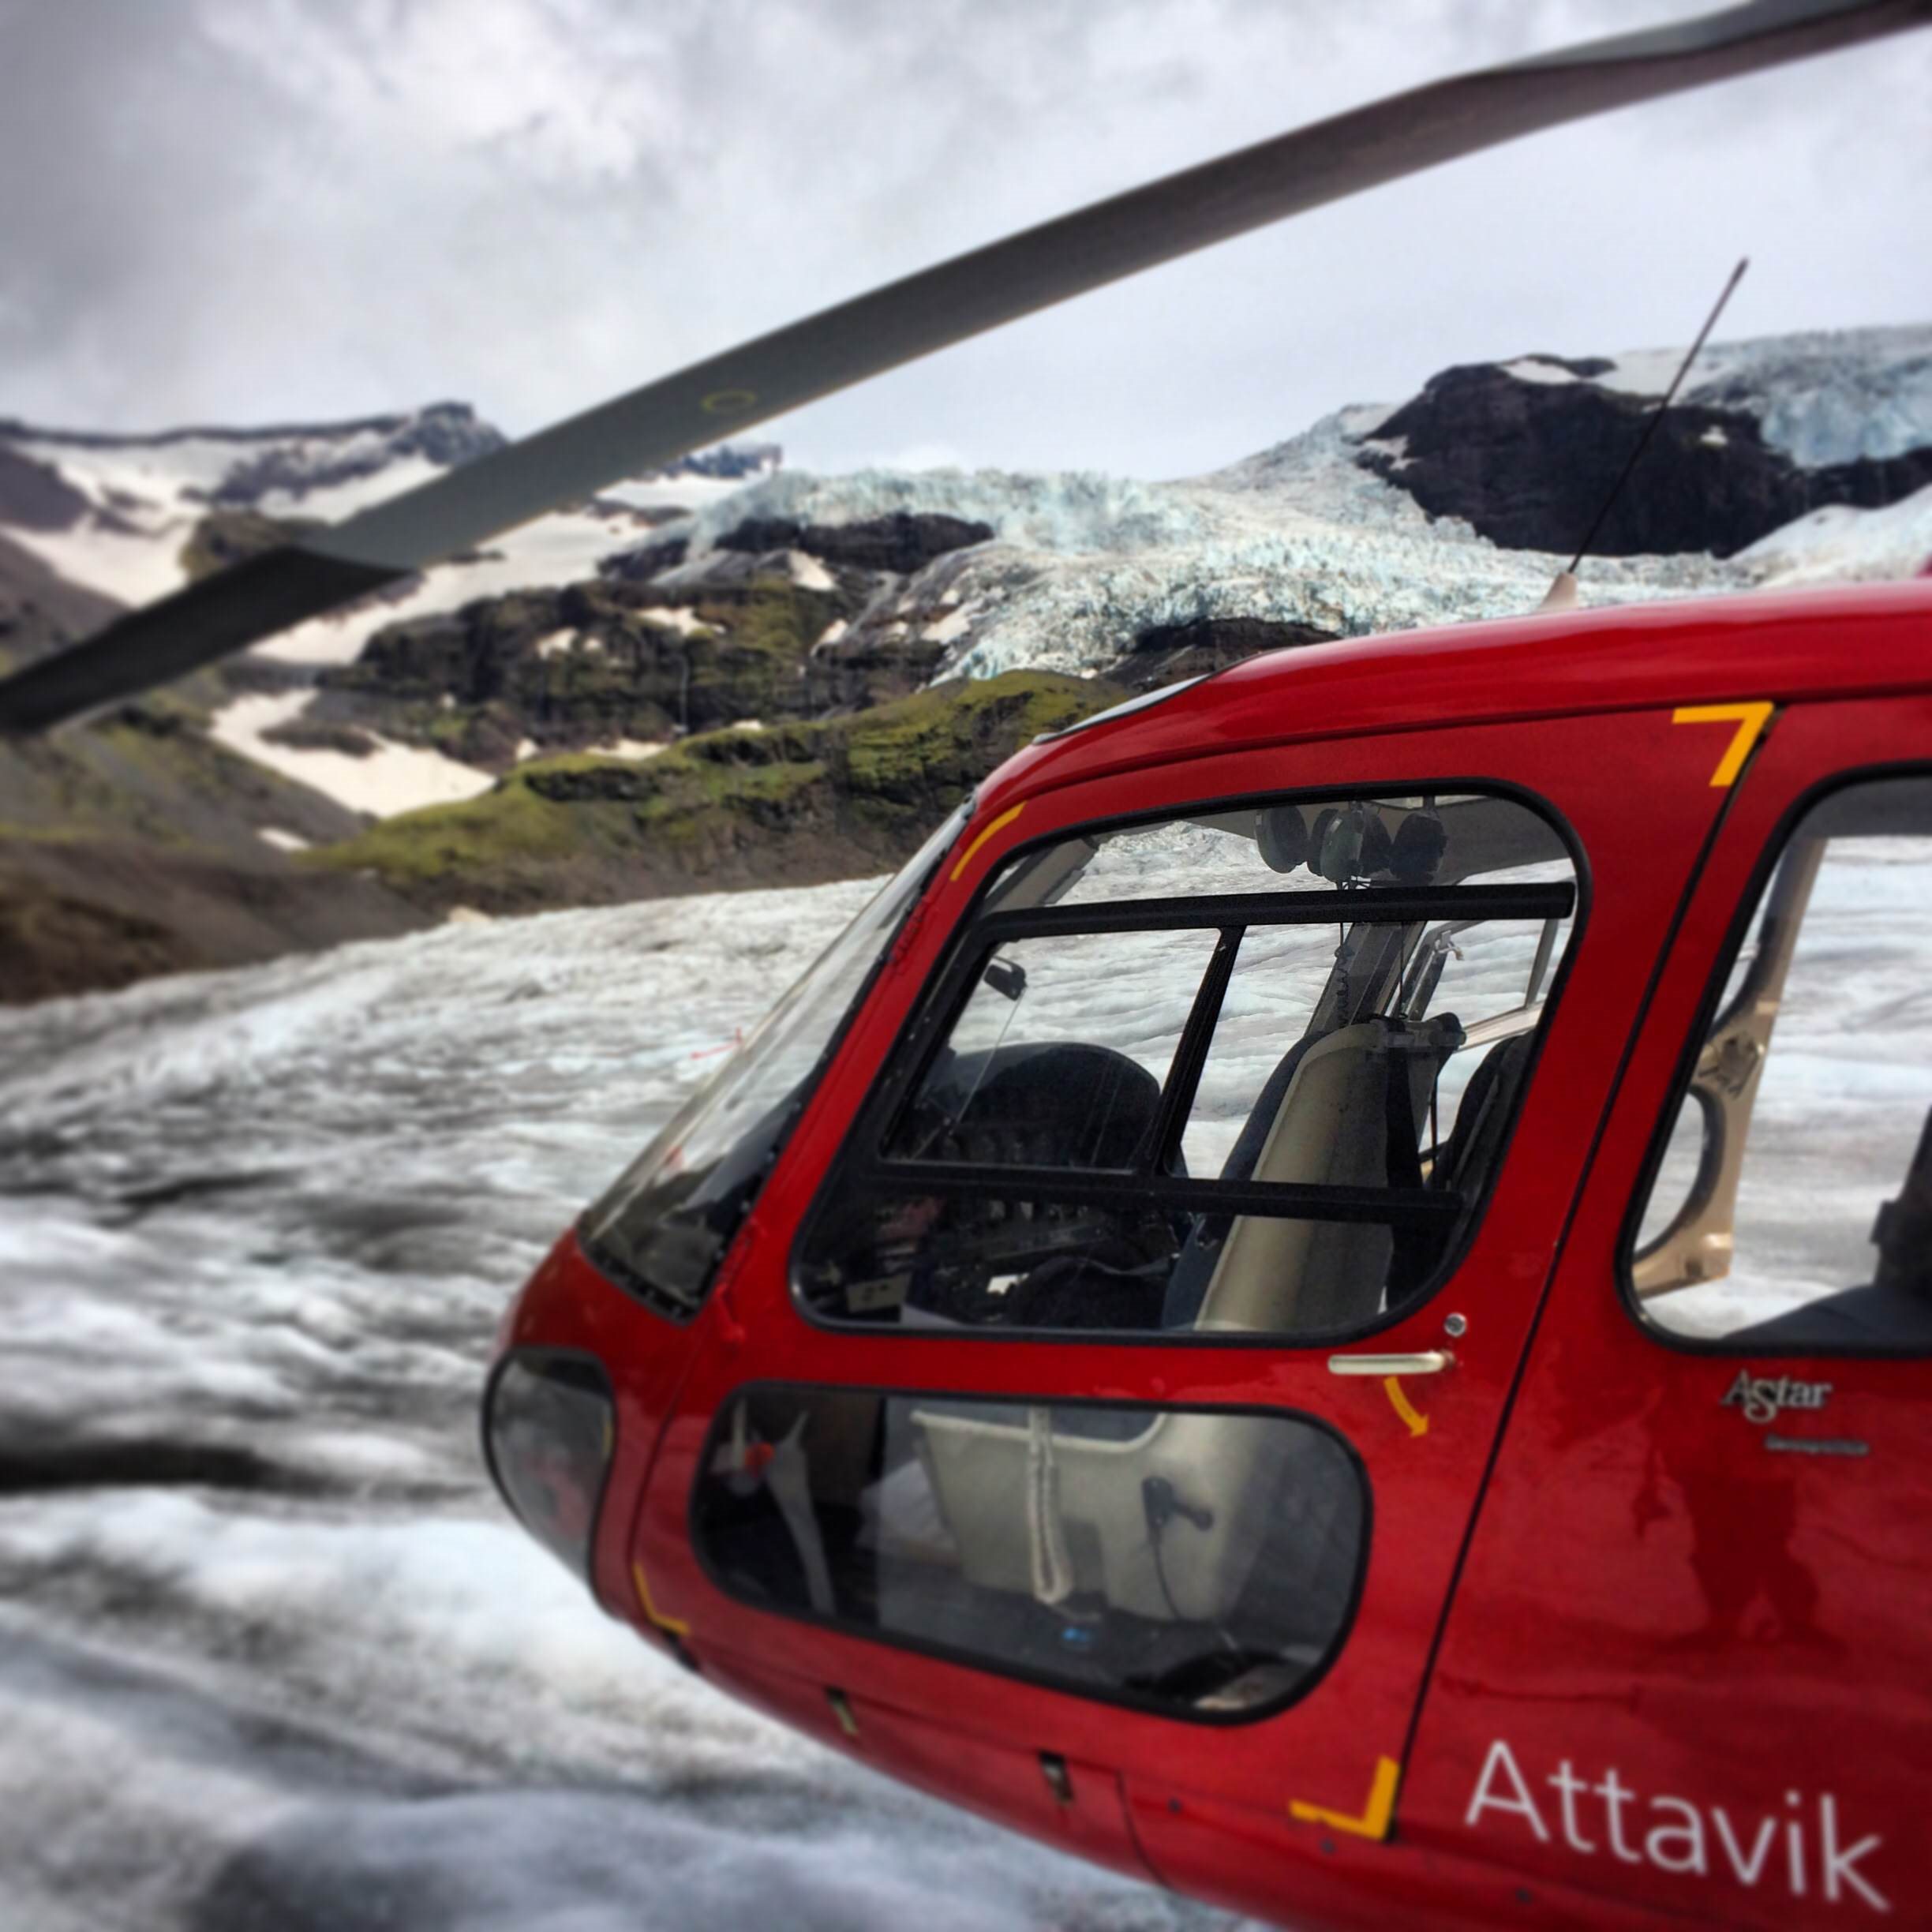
796 790 1578 1340
1628 772 1932 1354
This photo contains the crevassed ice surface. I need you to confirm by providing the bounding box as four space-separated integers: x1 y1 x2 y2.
0 882 1239 1932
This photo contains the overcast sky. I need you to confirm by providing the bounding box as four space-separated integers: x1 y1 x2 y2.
2 0 1926 480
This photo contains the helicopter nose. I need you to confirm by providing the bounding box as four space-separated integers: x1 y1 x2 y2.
485 1229 702 1627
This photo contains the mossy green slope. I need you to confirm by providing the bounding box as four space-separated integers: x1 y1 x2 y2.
309 669 1120 913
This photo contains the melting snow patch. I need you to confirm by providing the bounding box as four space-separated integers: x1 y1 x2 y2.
787 549 836 591
1501 358 1580 387
209 691 496 818
647 605 711 638
3 519 189 605
256 827 310 853
592 738 670 760
923 605 975 645
250 507 652 667
1597 345 1685 397
1743 482 1932 586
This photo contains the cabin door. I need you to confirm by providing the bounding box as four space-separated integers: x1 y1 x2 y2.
632 706 1752 1913
1405 692 1932 1926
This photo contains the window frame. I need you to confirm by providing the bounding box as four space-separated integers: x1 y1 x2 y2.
686 1379 1375 1728
791 778 1585 1349
1617 761 1932 1360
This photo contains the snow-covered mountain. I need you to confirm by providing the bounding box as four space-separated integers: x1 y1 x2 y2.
0 401 780 627
159 324 1928 825
0 402 507 606
0 410 786 829
2 326 1926 1001
637 324 1932 688
9 328 1930 815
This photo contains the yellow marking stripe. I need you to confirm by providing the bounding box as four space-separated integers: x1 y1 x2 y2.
632 1559 691 1638
1673 702 1773 788
949 801 1027 882
1383 1376 1428 1438
1290 1755 1402 1841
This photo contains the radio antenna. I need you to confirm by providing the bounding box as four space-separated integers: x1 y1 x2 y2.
1540 255 1749 608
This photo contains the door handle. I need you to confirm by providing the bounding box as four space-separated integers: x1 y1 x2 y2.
1327 1350 1453 1376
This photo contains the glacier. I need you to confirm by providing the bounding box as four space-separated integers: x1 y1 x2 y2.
0 882 1240 1932
2 811 1923 1925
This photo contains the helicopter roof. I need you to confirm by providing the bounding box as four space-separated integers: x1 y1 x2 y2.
990 578 1932 812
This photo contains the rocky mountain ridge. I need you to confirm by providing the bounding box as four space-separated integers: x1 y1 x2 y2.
3 324 1928 1001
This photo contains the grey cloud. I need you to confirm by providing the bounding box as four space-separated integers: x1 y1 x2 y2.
0 0 1926 480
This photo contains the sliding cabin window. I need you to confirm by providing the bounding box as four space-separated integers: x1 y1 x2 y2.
1631 773 1932 1353
797 792 1578 1339
692 1385 1368 1720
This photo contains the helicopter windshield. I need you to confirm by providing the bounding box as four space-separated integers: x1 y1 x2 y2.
579 801 972 1317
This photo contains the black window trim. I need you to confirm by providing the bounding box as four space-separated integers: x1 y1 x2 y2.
687 1378 1373 1729
1617 758 1932 1361
851 1159 1466 1229
790 776 1588 1348
878 882 1573 1189
969 880 1573 942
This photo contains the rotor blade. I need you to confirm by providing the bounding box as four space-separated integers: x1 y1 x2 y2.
5 0 1925 735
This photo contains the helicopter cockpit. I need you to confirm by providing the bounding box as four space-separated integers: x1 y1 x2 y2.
675 788 1578 1717
797 792 1574 1342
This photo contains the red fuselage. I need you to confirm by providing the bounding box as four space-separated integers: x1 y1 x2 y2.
494 581 1932 1930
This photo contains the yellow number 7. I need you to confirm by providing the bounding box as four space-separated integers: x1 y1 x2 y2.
1672 701 1773 788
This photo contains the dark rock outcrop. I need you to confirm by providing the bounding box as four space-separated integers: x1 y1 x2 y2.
0 533 121 666
713 517 809 556
665 443 781 479
600 534 688 582
179 509 322 581
260 718 380 757
714 511 994 574
205 402 504 507
1361 362 1932 558
321 570 867 763
1122 616 1338 688
0 445 95 532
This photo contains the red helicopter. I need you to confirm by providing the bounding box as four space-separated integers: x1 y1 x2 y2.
6 4 1931 1927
